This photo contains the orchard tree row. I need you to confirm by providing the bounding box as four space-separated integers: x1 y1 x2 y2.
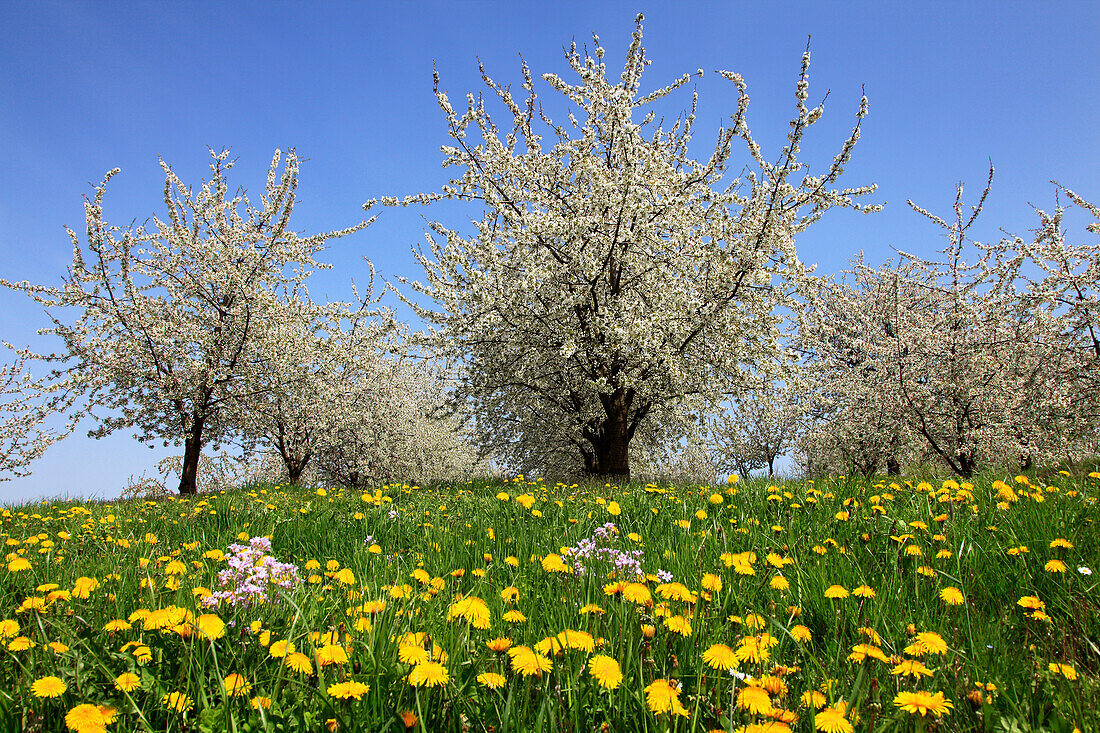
1 15 1097 492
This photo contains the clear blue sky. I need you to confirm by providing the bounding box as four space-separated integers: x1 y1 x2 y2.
1 1 1097 503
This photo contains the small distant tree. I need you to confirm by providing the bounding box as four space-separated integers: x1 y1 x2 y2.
709 379 805 478
399 15 879 479
311 355 481 488
4 148 368 494
797 261 908 476
891 172 1041 477
234 279 396 486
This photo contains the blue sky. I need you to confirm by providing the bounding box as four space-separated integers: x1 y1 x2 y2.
1 1 1097 503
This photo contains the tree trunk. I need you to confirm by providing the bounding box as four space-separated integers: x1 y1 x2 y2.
886 455 901 476
178 413 205 495
583 431 631 479
581 388 634 480
957 451 976 479
886 434 901 476
279 447 311 486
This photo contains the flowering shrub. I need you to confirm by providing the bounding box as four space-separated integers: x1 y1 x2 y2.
202 537 300 608
564 522 644 579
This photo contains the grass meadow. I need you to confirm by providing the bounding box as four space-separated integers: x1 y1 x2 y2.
1 473 1098 732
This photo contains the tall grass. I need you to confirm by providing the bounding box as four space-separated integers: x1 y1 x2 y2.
1 473 1097 731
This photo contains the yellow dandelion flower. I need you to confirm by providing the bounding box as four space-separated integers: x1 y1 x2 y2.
557 629 595 652
737 685 772 715
8 636 34 652
1017 595 1044 610
541 554 571 573
268 640 295 658
939 587 964 605
328 680 371 699
702 643 738 670
70 576 100 598
801 690 826 709
622 583 653 605
603 581 627 596
195 614 225 640
223 673 251 697
316 644 350 667
848 643 888 663
65 703 114 733
114 672 141 692
102 619 131 633
736 635 772 664
509 646 552 676
447 595 492 629
664 615 692 636
1048 663 1077 680
162 691 193 713
814 705 854 733
760 674 789 698
891 659 933 678
588 654 623 689
905 631 948 657
477 672 507 689
824 585 849 600
31 676 66 698
893 690 954 717
644 678 690 717
286 652 314 674
398 644 430 665
487 637 513 653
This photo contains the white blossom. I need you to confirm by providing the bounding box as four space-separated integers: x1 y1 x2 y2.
0 349 76 481
391 16 878 478
3 148 369 494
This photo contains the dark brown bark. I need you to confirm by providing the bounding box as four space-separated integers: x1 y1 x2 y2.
276 429 311 486
285 454 310 486
886 455 901 476
886 434 901 476
178 413 205 495
579 387 641 480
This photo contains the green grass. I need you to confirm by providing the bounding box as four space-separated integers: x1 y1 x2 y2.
1 473 1098 732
